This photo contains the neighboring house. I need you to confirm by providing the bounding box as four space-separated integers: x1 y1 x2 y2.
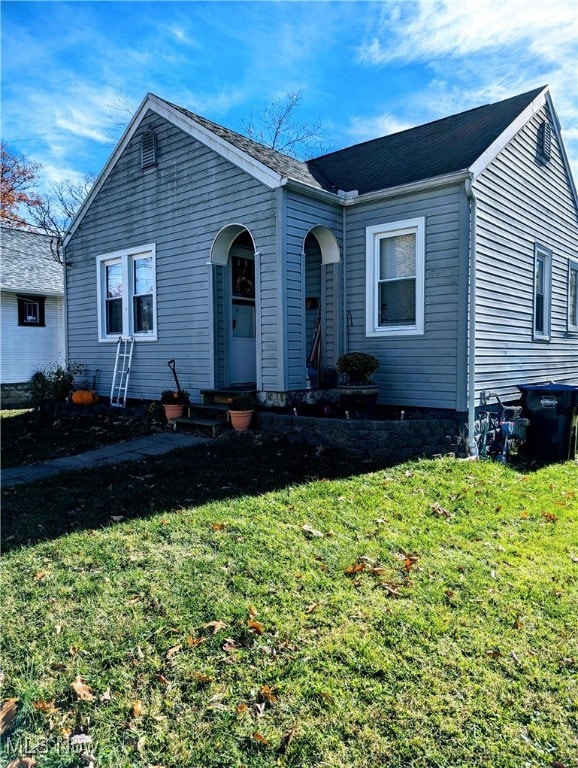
1 226 65 407
63 86 578 451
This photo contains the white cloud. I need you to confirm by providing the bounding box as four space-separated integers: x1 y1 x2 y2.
358 0 577 64
345 113 414 142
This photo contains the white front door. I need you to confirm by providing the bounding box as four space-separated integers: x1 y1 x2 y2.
229 248 256 384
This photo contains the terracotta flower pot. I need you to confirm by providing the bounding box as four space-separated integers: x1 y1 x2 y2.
229 409 254 432
163 404 184 421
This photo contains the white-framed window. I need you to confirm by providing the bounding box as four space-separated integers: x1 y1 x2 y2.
533 244 552 340
569 259 578 332
96 244 157 341
366 217 425 337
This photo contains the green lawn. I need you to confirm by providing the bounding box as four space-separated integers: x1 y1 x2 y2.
1 431 577 768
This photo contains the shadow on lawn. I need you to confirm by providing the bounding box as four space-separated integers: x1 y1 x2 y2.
1 432 389 553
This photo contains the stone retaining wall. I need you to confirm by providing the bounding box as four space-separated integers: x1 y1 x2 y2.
257 412 467 461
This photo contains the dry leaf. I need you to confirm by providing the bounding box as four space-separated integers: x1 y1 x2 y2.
236 703 248 714
7 758 36 768
279 724 298 753
155 674 170 687
301 524 324 538
258 685 277 703
165 644 182 660
485 649 502 658
431 502 453 519
247 605 258 618
203 620 227 634
369 567 387 576
192 671 213 684
212 522 227 530
345 563 365 574
71 676 95 702
186 635 205 648
305 602 319 614
252 731 269 744
137 735 146 752
132 700 143 718
33 699 58 715
248 620 264 635
99 686 112 702
0 698 19 735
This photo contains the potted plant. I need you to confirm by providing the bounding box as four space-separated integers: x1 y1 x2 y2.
227 392 256 432
160 389 190 421
336 352 380 418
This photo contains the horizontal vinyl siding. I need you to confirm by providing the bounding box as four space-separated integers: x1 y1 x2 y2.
1 293 65 382
285 191 342 389
344 185 464 409
66 112 278 401
474 105 578 402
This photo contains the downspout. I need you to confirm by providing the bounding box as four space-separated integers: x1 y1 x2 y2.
61 237 69 371
465 176 479 458
342 203 348 353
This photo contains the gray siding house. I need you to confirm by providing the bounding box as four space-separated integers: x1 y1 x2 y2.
1 226 65 407
64 86 578 450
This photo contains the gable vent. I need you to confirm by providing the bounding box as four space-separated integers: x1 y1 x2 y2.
141 130 157 169
539 120 552 162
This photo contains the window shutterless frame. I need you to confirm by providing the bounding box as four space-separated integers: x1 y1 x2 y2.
96 244 157 342
533 244 552 341
365 217 425 337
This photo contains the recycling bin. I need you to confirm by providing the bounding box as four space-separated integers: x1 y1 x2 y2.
517 383 578 461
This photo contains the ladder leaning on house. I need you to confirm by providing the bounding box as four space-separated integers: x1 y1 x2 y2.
110 337 134 407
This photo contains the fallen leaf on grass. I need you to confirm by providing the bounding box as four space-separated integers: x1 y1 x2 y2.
186 635 205 648
165 644 182 660
211 522 227 530
155 674 170 687
252 731 269 744
203 621 227 634
485 649 502 658
541 511 558 523
301 524 324 538
0 698 18 734
431 502 453 519
258 685 277 704
345 563 366 575
192 672 213 684
99 687 112 702
7 758 36 768
132 700 144 718
71 676 95 702
33 699 58 715
279 725 298 753
248 620 264 635
305 602 319 614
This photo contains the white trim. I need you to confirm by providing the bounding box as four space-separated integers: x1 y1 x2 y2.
365 217 425 337
568 259 578 333
96 243 157 342
469 87 548 179
533 243 552 341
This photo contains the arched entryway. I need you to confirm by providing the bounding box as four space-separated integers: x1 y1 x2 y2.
303 226 340 381
210 226 257 386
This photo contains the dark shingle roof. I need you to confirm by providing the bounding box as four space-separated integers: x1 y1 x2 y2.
306 87 546 194
0 226 64 294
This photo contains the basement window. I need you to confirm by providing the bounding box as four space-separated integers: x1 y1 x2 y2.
17 296 45 326
141 130 157 169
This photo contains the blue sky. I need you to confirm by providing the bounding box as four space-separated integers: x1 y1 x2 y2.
2 0 577 193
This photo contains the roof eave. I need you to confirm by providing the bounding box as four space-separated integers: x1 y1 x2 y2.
343 170 472 206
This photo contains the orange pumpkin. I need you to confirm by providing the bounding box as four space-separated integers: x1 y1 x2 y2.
72 390 98 405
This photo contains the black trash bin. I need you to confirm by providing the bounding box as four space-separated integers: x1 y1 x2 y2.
517 383 578 461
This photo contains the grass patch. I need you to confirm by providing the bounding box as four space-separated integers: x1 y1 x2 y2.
1 429 577 767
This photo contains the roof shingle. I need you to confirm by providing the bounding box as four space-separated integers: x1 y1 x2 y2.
1 227 64 294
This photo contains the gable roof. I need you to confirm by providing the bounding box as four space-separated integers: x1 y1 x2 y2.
66 84 569 243
306 87 546 195
0 226 64 295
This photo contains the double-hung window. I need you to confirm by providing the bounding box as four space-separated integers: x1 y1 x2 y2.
366 217 425 337
97 244 157 341
569 260 578 332
533 244 551 340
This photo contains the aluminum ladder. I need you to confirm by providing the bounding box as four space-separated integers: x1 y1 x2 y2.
110 337 134 407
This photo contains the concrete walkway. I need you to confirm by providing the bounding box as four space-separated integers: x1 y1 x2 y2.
2 432 210 487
